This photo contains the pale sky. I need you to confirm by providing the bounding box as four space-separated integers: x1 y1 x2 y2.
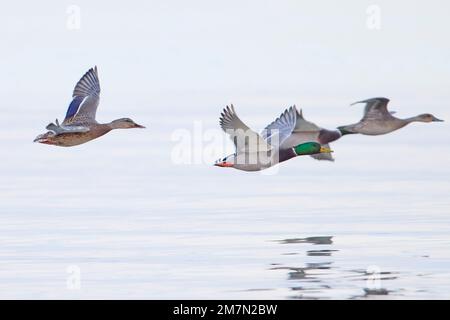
2 1 450 114
1 0 449 167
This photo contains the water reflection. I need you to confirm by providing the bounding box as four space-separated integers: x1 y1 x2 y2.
349 288 391 299
347 269 399 299
271 235 400 299
347 269 399 282
277 236 333 245
307 249 338 257
270 235 336 299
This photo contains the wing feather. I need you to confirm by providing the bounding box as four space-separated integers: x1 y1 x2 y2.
351 97 391 121
63 66 101 124
262 106 297 147
219 104 271 153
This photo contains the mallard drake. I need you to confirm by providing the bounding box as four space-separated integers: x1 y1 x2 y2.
337 97 443 135
34 66 144 147
214 105 332 171
269 106 354 161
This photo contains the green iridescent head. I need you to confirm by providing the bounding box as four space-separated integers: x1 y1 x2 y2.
293 142 333 156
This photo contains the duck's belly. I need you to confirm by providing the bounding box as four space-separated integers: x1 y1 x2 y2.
356 120 405 135
53 131 106 147
233 149 297 171
233 152 279 171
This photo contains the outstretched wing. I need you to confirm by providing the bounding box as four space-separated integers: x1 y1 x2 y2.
63 66 101 125
351 97 391 121
220 104 271 153
262 106 297 148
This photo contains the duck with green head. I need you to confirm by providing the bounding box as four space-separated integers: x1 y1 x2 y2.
268 106 355 162
214 105 332 171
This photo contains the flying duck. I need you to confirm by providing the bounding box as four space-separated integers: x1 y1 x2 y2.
34 66 144 147
214 105 332 171
270 106 355 161
337 97 443 135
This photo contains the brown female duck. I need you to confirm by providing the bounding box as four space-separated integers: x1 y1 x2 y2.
34 66 144 147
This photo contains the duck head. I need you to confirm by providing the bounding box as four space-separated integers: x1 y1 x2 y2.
109 118 145 129
293 142 333 156
413 113 444 123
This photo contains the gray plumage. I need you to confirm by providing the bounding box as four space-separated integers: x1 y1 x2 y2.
218 105 296 171
216 105 331 171
272 107 342 162
34 66 144 147
338 97 443 135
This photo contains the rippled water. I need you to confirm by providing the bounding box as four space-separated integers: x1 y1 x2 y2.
0 104 449 299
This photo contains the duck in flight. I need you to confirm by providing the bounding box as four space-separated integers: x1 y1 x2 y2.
338 97 443 135
269 106 355 161
34 66 144 147
215 105 332 171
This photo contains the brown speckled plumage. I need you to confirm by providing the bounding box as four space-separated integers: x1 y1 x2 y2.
34 66 144 147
